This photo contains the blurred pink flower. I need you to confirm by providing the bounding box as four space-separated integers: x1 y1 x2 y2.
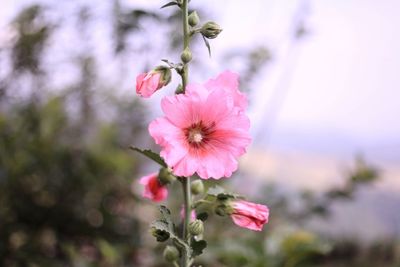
136 72 162 98
149 71 251 179
180 206 196 221
231 200 269 231
139 172 168 202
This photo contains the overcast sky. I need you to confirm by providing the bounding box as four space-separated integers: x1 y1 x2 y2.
2 0 399 161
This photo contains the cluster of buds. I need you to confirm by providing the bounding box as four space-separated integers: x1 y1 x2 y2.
135 7 223 99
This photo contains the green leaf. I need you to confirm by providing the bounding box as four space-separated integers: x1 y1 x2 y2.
202 35 211 57
150 220 171 242
150 206 191 257
159 205 174 231
191 239 207 257
130 146 167 167
161 1 179 9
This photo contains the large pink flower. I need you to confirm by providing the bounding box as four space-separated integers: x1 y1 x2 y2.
136 72 163 98
231 200 269 231
149 71 251 179
139 172 168 202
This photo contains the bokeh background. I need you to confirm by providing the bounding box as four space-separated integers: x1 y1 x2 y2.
1 0 399 266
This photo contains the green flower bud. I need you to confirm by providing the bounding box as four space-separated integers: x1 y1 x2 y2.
150 227 170 242
190 180 204 195
154 65 172 87
200 21 222 39
158 168 176 185
163 245 180 262
181 48 192 63
189 219 204 236
188 11 200 27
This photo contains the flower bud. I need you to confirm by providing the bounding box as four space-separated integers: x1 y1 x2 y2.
181 48 192 63
154 65 172 87
163 245 180 262
190 180 204 195
150 227 170 242
189 219 204 236
188 11 200 27
158 168 176 185
200 21 222 39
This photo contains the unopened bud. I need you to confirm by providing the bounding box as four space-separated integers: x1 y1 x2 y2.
158 168 176 185
163 245 179 262
190 180 204 195
200 21 222 39
189 219 204 236
154 66 172 87
181 48 192 63
150 227 170 242
188 11 200 27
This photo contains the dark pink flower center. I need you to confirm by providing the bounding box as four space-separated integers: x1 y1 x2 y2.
184 121 216 148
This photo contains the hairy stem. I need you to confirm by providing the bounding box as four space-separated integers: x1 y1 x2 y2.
180 1 192 267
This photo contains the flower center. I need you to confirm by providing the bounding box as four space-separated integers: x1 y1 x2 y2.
184 121 216 148
188 129 203 144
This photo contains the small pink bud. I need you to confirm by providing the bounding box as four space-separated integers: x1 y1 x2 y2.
135 66 171 98
230 200 269 231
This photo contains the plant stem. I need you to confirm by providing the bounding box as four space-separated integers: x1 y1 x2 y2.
180 1 191 267
181 0 189 92
181 177 191 267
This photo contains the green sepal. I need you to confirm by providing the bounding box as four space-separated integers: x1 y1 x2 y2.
202 35 211 57
161 1 180 9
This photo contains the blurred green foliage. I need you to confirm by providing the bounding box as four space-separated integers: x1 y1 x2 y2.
0 97 144 266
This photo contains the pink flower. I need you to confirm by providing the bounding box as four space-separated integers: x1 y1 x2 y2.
149 71 251 179
136 72 163 98
139 172 168 202
202 70 247 111
231 200 269 231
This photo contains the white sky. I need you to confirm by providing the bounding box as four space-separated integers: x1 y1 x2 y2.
1 0 400 160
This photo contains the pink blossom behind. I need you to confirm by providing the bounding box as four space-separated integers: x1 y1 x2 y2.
139 172 168 202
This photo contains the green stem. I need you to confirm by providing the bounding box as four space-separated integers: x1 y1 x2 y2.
179 1 191 266
181 177 192 267
181 0 189 92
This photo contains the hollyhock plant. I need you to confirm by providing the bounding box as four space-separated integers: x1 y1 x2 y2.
230 200 269 231
131 1 269 265
139 172 168 202
149 72 251 179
